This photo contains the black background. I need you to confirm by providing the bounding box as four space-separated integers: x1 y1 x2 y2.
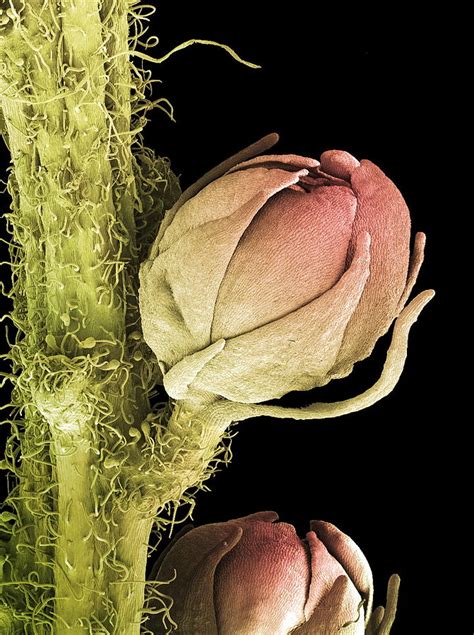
0 3 461 634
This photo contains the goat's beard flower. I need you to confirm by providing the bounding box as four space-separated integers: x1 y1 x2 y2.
139 134 430 406
149 512 373 634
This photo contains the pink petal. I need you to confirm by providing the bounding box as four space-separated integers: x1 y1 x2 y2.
303 530 350 618
212 184 357 340
214 520 310 635
147 522 243 635
230 510 280 524
320 149 360 180
189 233 371 403
310 520 373 622
330 158 412 377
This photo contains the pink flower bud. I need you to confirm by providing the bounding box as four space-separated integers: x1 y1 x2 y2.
139 134 428 404
148 512 373 634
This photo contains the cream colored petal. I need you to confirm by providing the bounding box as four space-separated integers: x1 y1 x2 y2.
148 133 279 259
138 258 194 369
155 170 308 358
163 339 225 399
293 576 365 635
200 289 434 422
366 606 385 635
226 153 320 174
366 575 401 635
396 232 426 313
185 233 371 403
157 162 303 253
140 169 303 369
310 521 373 623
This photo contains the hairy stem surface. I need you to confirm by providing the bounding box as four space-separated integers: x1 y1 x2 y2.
0 2 192 632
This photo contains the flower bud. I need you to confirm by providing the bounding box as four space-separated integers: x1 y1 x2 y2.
148 512 373 634
139 134 429 405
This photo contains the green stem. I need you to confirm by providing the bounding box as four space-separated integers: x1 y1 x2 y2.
0 1 156 630
53 416 156 632
53 429 98 631
0 2 233 632
51 397 229 633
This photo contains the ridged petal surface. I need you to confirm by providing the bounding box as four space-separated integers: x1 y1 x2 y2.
328 156 412 377
148 522 242 635
311 520 373 623
212 185 356 339
140 168 307 366
188 233 371 402
214 520 310 635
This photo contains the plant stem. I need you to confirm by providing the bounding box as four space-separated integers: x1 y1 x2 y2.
53 417 156 632
0 3 234 631
0 1 176 631
51 397 228 633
